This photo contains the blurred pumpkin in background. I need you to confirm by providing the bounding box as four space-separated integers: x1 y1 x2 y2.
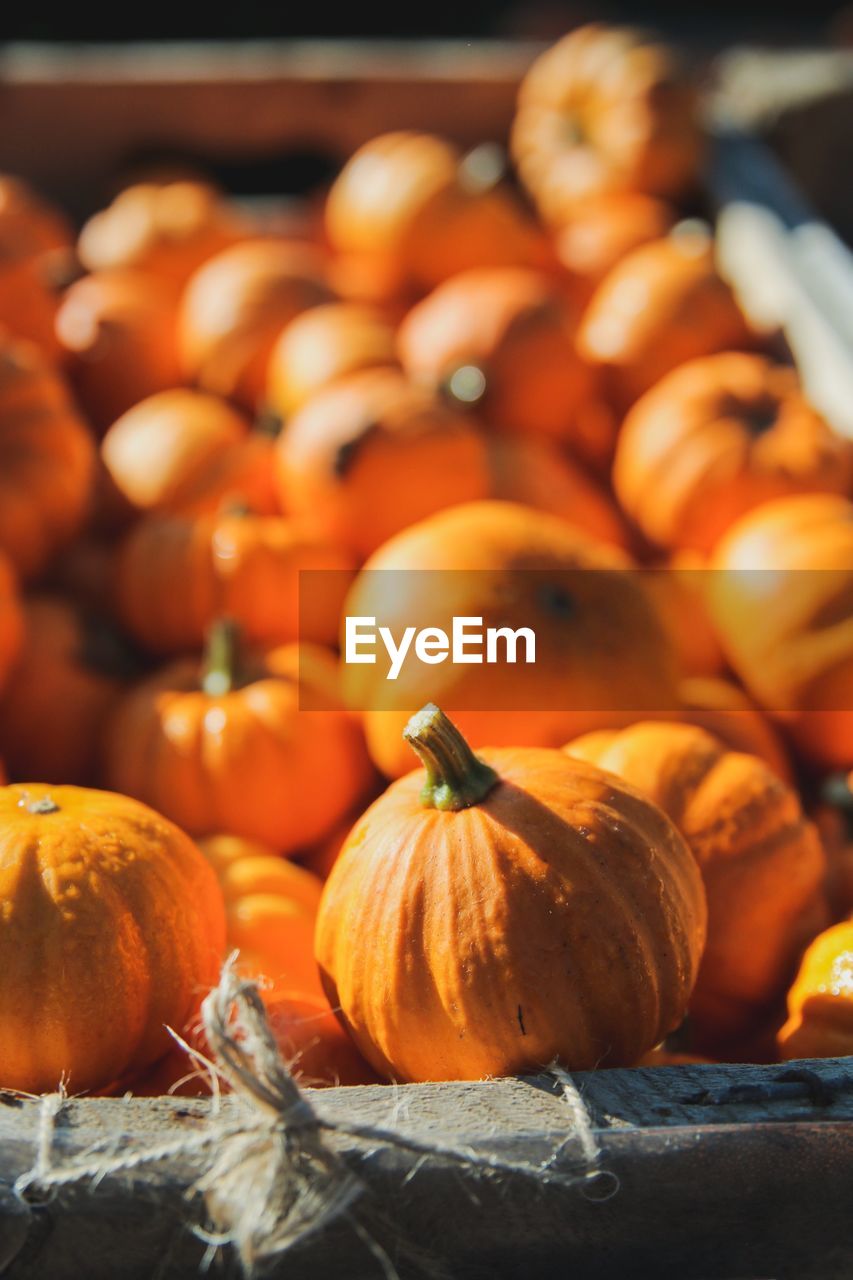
641 554 725 679
0 174 72 260
0 175 73 361
777 920 853 1060
0 552 22 696
554 192 674 303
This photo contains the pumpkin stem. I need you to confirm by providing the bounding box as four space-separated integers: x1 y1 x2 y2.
202 618 242 696
403 703 499 811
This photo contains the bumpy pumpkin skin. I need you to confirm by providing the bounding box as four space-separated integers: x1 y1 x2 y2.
103 639 374 855
577 230 753 408
565 722 827 1046
0 784 226 1095
614 353 852 554
316 718 706 1082
777 921 853 1060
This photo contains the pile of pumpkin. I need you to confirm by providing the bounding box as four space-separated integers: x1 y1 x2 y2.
0 22 851 1097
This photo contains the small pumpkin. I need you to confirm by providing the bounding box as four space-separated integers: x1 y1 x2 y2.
0 334 95 578
709 493 853 770
577 227 754 408
554 192 674 302
672 676 793 783
777 920 853 1060
511 25 703 224
565 721 827 1047
398 266 614 469
179 240 332 410
115 506 353 654
103 626 374 855
78 180 247 288
0 783 225 1095
316 703 706 1081
55 269 183 430
101 388 279 517
264 992 381 1086
614 353 852 554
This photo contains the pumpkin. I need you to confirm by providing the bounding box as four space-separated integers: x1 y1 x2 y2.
777 921 853 1060
814 774 853 920
0 552 23 695
0 783 226 1094
0 177 72 360
325 131 548 297
0 597 134 785
642 554 725 679
398 267 614 469
614 353 852 554
0 174 72 260
565 721 827 1047
103 626 374 855
178 240 332 410
316 702 706 1081
671 677 793 783
343 500 679 778
266 301 398 419
577 227 754 408
511 25 703 224
78 180 246 288
115 507 353 654
264 992 381 1086
708 493 853 770
55 269 183 430
554 193 674 303
274 367 493 560
101 388 279 517
0 334 95 578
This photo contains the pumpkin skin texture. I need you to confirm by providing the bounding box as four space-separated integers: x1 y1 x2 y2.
577 230 753 409
267 301 398 418
398 267 614 469
274 367 493 560
55 270 183 430
103 631 374 855
0 783 226 1095
344 500 679 778
708 493 853 770
614 353 852 555
179 240 332 410
511 25 703 225
115 508 353 654
0 335 95 579
101 389 279 517
554 193 674 303
777 921 853 1061
565 722 827 1047
316 704 706 1082
78 181 246 288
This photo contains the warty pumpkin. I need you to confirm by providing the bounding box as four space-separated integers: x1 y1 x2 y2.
316 703 706 1081
0 334 95 578
398 267 614 470
114 506 353 654
510 25 703 225
614 353 852 554
708 493 853 770
103 626 374 855
0 783 226 1095
777 920 853 1060
565 721 827 1047
577 227 754 408
554 192 674 303
179 240 332 410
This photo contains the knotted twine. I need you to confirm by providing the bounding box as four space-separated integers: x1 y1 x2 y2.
12 961 615 1277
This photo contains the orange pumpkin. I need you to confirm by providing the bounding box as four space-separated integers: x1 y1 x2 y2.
577 228 754 408
115 507 353 654
614 353 852 554
264 992 381 1086
0 176 72 360
179 240 332 409
266 301 397 418
709 493 853 770
566 722 827 1047
511 25 703 224
777 921 853 1060
814 774 853 919
554 193 674 302
0 334 95 578
325 131 548 296
78 180 247 288
343 500 678 778
0 174 72 260
316 703 706 1081
103 627 374 855
0 552 22 695
55 269 183 430
641 555 725 679
671 676 793 783
101 388 279 517
0 783 225 1094
398 267 614 469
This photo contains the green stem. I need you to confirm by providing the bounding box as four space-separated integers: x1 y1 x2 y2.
403 704 499 811
202 619 242 696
